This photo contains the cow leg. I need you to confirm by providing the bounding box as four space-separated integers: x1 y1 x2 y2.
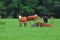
24 23 26 26
20 22 22 27
19 20 22 27
44 20 48 23
34 18 36 21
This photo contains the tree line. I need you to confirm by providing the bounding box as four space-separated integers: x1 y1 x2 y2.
0 0 60 18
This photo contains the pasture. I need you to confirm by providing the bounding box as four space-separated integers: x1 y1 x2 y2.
0 19 60 40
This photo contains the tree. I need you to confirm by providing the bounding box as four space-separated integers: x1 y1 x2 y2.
0 0 60 18
20 4 34 16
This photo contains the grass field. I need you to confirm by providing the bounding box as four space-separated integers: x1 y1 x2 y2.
0 19 60 40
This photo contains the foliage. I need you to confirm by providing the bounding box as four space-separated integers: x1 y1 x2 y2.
0 0 60 18
20 4 34 15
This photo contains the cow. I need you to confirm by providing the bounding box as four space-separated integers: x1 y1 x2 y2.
37 22 52 27
19 15 27 26
27 14 38 21
43 16 48 23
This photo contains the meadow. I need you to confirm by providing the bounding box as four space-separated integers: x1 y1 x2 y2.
0 19 60 40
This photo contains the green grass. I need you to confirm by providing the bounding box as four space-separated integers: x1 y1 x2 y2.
0 19 60 40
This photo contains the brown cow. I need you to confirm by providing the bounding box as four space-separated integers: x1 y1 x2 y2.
27 14 38 21
37 22 52 27
19 15 27 26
